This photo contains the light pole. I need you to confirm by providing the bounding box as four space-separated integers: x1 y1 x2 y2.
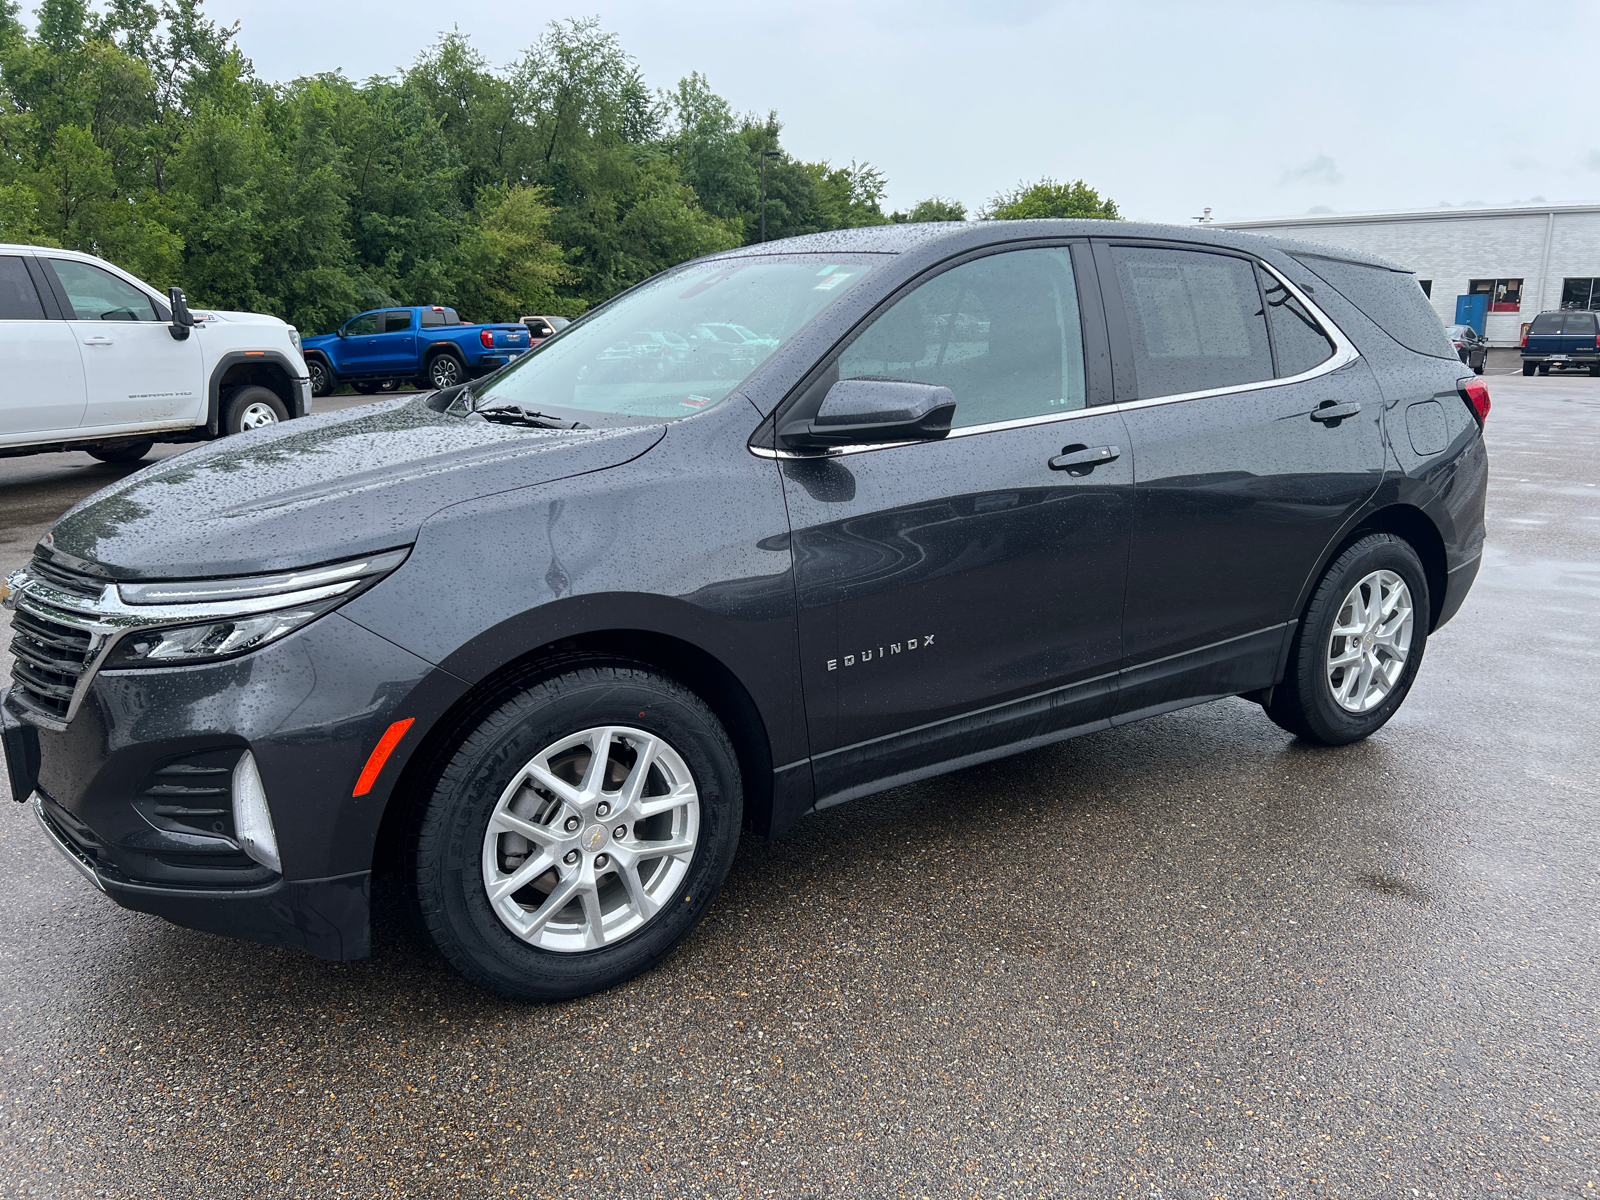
759 149 781 242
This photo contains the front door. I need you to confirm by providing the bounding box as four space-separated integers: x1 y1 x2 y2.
46 258 202 433
784 245 1132 804
334 312 387 376
1097 242 1386 720
0 255 86 442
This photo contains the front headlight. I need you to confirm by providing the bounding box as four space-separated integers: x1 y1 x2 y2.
287 326 302 353
100 547 408 669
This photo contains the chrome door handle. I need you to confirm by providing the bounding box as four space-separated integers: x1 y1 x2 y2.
1310 400 1361 423
1048 444 1121 473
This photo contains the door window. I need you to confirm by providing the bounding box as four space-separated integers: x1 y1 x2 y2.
382 310 413 333
1258 265 1335 378
0 257 47 320
838 247 1085 428
48 259 159 322
1110 245 1274 399
342 313 379 336
1563 312 1597 335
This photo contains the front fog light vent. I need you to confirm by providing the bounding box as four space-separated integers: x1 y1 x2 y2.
231 752 281 873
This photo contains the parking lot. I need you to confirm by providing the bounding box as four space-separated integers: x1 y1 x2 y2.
1 372 1596 1198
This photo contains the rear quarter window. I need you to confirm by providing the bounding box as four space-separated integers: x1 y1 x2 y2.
1528 313 1562 334
1294 255 1457 360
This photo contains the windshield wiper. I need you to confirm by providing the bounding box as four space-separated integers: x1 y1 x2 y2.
474 403 587 430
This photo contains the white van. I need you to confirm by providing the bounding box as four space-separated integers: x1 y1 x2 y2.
0 245 310 462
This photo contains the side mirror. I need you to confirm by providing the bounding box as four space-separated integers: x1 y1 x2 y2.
167 286 194 341
779 378 956 450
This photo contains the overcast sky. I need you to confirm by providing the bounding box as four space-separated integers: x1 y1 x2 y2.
182 0 1600 224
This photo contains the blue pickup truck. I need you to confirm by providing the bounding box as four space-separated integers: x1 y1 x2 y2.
1520 309 1600 376
301 306 531 395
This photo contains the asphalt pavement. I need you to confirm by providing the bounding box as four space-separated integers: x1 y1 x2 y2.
0 376 1596 1199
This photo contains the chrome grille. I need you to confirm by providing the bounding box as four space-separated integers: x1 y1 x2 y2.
9 606 93 723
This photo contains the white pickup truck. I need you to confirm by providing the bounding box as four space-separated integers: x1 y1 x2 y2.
1 244 310 463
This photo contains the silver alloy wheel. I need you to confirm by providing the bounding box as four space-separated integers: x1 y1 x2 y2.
238 401 280 431
1326 569 1414 713
430 356 462 387
481 725 700 952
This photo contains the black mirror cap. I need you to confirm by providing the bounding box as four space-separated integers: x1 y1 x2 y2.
779 378 956 450
166 285 194 340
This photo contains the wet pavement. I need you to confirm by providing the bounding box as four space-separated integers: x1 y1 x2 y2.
0 376 1596 1199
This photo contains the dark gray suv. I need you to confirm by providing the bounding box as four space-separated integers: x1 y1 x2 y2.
2 221 1488 1000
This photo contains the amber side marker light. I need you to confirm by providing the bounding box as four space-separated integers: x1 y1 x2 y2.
354 718 415 797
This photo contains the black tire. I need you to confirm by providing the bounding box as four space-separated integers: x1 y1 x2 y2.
1589 365 1600 378
426 352 466 390
307 356 334 397
1265 533 1430 746
1473 360 1485 375
1538 364 1551 376
1522 362 1536 376
222 385 289 435
409 664 743 1001
86 440 153 464
353 380 382 394
380 378 401 392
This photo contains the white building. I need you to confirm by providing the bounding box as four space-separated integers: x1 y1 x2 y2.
1221 204 1600 346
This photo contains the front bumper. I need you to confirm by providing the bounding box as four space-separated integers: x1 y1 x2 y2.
8 612 467 961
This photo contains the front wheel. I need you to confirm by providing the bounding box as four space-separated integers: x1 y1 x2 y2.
307 357 333 397
223 385 288 435
409 664 743 1001
1265 533 1430 746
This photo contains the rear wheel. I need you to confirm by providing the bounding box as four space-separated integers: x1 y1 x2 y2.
1265 533 1429 746
353 380 382 395
1522 362 1536 376
426 352 465 390
223 385 288 435
409 664 742 1001
1538 364 1551 375
86 440 153 464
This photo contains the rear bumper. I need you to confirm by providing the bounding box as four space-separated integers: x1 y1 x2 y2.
1521 353 1600 364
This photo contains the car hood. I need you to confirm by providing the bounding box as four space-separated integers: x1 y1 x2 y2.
42 397 665 580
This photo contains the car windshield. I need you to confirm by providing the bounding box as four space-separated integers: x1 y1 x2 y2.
470 256 876 420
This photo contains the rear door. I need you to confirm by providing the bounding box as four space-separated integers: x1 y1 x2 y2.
1563 311 1597 358
1098 241 1386 720
784 243 1132 800
44 257 202 433
371 309 418 374
1524 311 1564 357
0 254 87 441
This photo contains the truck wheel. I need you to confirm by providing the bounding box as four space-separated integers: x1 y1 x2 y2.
408 663 742 1001
354 381 382 394
307 358 333 397
1474 361 1485 376
1522 362 1536 376
427 353 465 390
223 385 288 435
87 441 153 464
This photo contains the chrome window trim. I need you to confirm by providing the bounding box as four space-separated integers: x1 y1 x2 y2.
751 258 1358 461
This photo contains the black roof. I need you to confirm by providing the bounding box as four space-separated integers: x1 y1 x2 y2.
714 219 1408 273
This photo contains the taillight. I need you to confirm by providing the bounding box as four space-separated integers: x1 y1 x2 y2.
1459 377 1490 427
480 329 494 349
1520 330 1528 348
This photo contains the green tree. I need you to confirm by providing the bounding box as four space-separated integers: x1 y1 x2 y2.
981 177 1119 221
892 196 967 223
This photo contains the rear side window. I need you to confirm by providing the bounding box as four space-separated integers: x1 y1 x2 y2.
1258 265 1334 378
0 256 47 320
1296 255 1456 359
839 246 1085 427
1564 313 1597 335
420 308 446 328
382 310 412 333
1109 245 1273 398
1528 313 1562 335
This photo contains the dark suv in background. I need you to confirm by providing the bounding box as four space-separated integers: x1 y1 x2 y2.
1521 309 1600 375
2 220 1488 1001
